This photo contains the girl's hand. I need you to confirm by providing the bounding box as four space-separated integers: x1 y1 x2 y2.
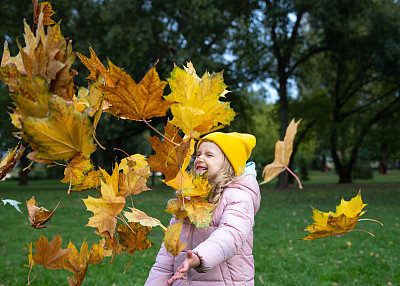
167 250 200 285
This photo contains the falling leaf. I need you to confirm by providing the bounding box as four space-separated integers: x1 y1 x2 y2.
0 143 25 180
62 241 90 286
1 198 22 213
69 170 102 192
164 173 214 228
95 61 170 120
60 155 93 187
88 238 113 265
163 221 187 257
300 190 383 240
124 207 167 232
1 11 76 101
147 121 194 182
77 47 114 87
261 119 302 188
20 96 96 162
117 223 153 254
25 240 35 267
117 222 153 273
164 196 188 220
34 2 56 25
164 62 236 138
32 234 71 269
26 196 61 229
99 163 120 192
118 156 151 197
83 181 126 237
76 86 104 118
185 199 214 228
119 154 148 173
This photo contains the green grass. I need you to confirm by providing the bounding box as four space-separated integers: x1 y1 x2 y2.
0 170 399 285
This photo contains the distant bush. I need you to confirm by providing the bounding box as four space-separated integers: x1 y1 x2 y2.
352 160 373 179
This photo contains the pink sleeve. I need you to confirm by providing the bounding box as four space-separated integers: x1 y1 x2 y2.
192 189 254 272
145 242 175 285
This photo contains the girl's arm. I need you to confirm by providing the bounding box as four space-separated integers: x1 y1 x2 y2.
145 242 175 285
192 188 255 272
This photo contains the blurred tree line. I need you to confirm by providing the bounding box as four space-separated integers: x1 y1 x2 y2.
1 0 400 187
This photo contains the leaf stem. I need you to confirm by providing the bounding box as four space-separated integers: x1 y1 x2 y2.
114 148 129 157
27 265 44 285
142 119 179 146
358 218 383 226
348 229 375 237
284 166 303 189
94 133 106 150
117 215 136 234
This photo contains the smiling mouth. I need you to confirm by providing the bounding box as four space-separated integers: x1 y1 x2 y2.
196 166 208 173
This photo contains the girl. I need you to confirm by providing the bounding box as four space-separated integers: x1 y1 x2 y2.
145 132 260 286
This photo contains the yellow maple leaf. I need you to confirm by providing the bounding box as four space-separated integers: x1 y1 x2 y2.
164 172 214 228
34 2 56 25
0 143 25 180
99 163 120 193
20 96 96 162
147 121 195 182
95 61 171 120
300 190 383 240
124 207 167 232
164 61 236 138
118 155 151 197
83 181 126 237
119 154 148 173
9 90 52 129
1 11 76 100
24 240 35 268
61 155 92 186
88 238 113 265
163 221 187 257
69 170 102 192
164 196 188 220
261 118 302 188
62 241 90 286
77 47 114 87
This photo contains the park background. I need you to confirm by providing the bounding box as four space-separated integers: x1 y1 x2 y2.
1 0 399 285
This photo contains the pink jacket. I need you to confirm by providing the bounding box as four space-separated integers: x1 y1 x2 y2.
145 173 261 286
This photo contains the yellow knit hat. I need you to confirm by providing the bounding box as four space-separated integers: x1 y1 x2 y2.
199 132 256 176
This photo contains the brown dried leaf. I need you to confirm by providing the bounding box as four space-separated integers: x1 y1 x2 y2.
26 196 61 229
32 234 71 269
0 143 25 180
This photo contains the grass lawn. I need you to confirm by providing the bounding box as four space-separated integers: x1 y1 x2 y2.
0 170 399 285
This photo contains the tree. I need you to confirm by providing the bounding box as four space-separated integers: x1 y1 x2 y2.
0 0 257 178
227 0 327 188
295 0 400 183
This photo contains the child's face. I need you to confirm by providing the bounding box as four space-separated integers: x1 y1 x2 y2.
194 141 225 183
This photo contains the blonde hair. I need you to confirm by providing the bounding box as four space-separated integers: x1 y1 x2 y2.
208 155 237 206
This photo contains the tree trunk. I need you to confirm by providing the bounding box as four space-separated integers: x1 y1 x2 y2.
320 155 328 172
379 143 387 174
338 165 353 183
18 154 29 186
